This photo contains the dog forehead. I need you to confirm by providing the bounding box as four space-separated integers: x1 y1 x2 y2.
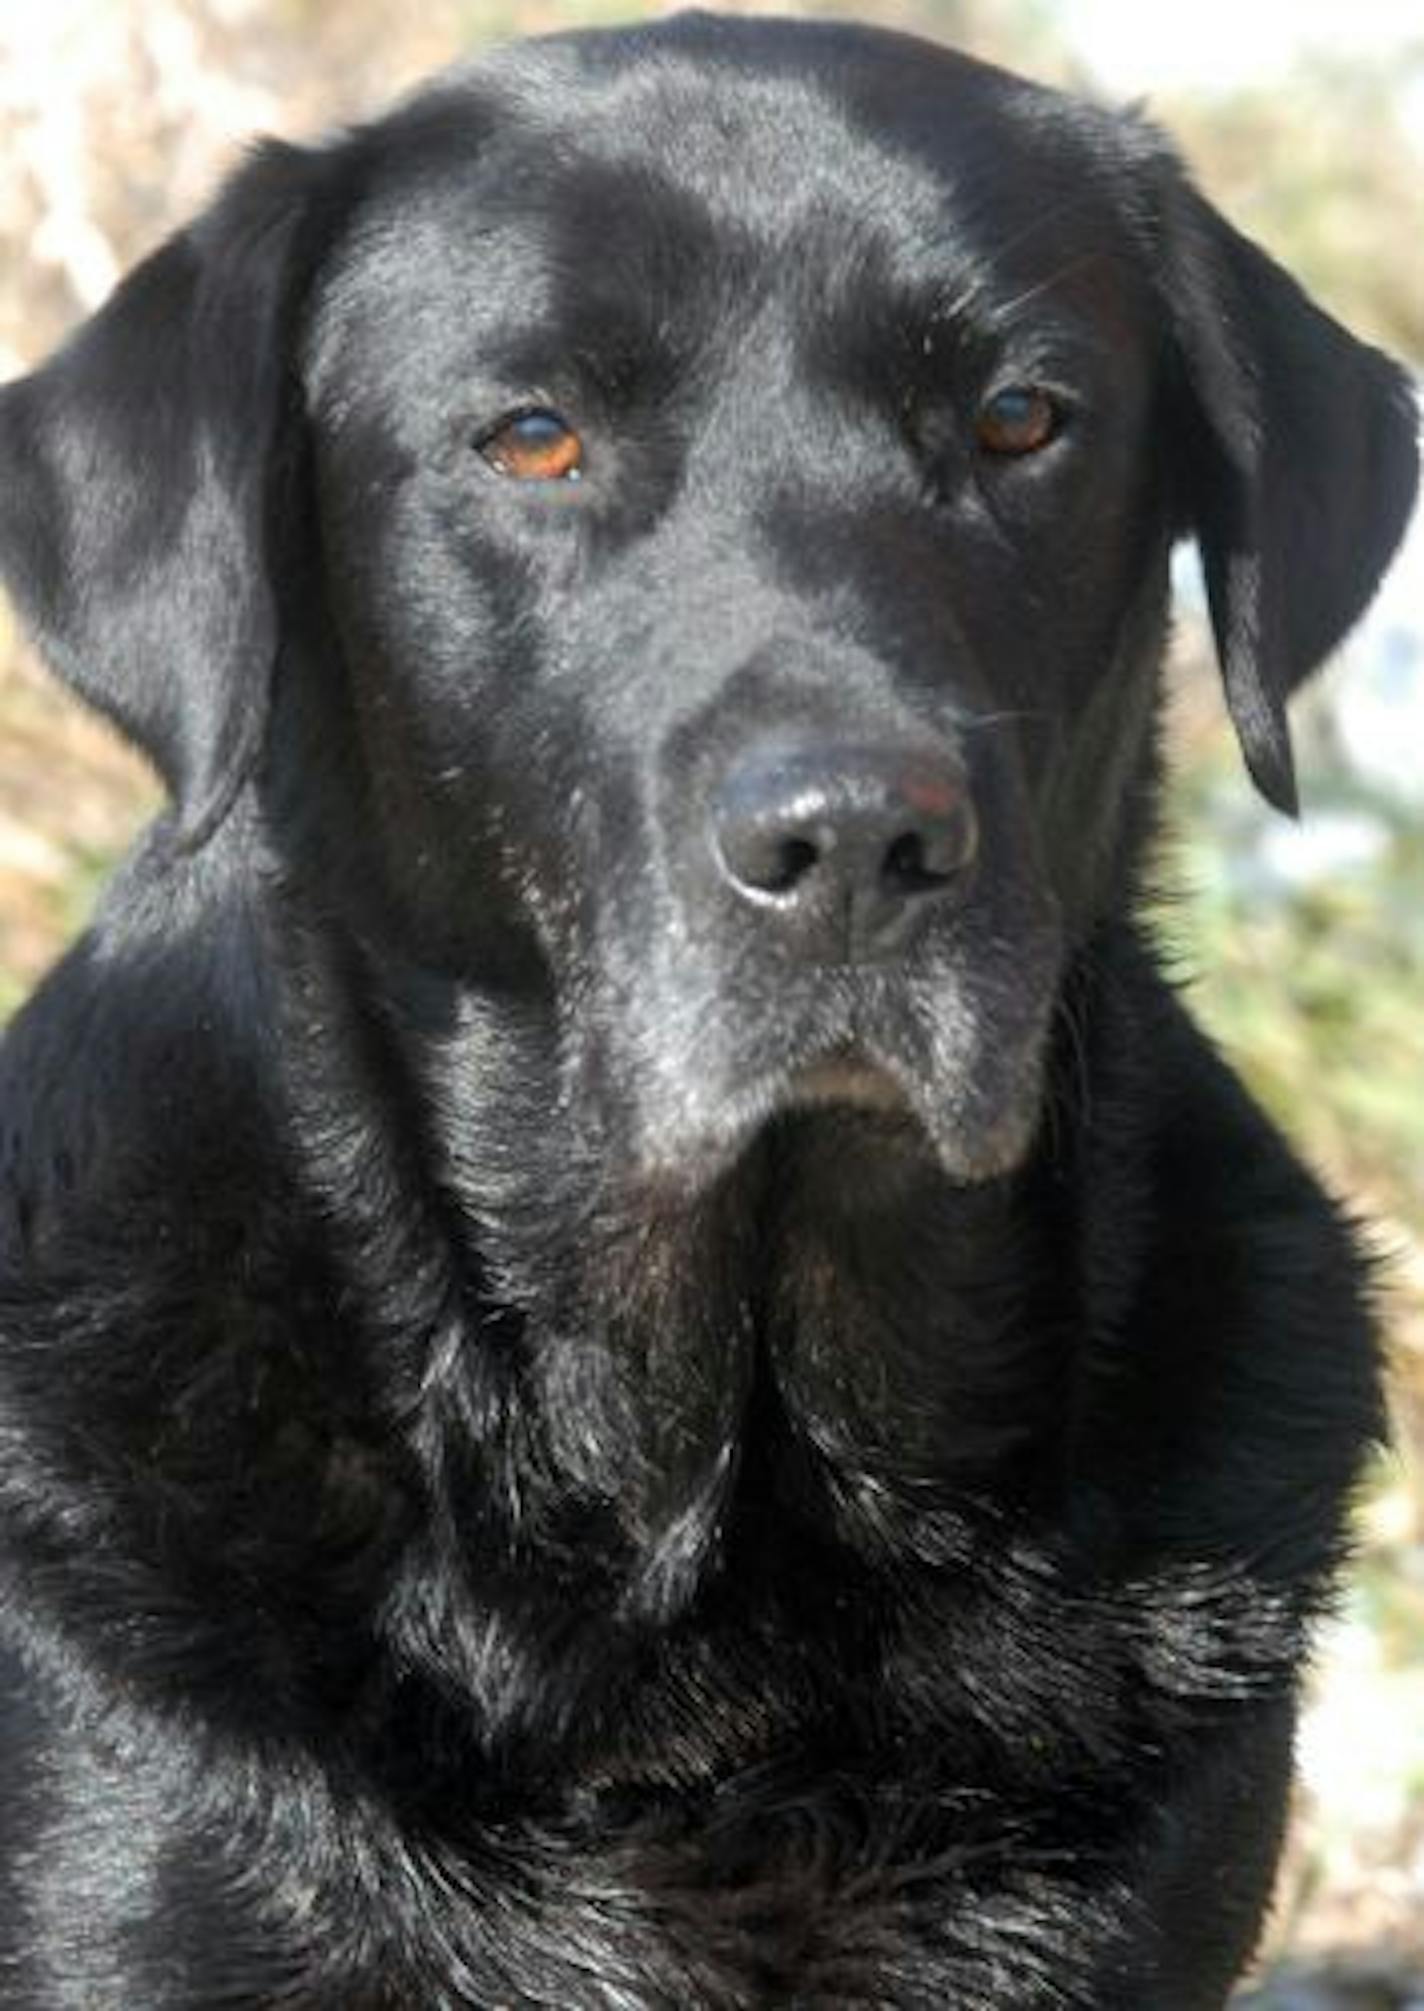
318 22 1130 312
302 19 1153 427
445 17 1043 206
338 61 940 280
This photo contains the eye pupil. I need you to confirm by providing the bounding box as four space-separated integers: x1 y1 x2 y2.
976 387 1059 457
478 408 584 481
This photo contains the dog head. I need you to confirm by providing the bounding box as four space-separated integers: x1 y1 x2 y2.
1 16 1416 1198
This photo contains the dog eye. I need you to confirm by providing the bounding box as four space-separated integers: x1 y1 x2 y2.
975 387 1060 457
477 408 584 482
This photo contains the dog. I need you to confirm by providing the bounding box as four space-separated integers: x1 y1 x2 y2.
0 13 1417 2007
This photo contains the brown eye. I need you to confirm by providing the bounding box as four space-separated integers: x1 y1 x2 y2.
975 386 1060 457
477 408 584 482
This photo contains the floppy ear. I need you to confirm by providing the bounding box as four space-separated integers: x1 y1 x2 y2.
1163 180 1419 814
0 139 335 844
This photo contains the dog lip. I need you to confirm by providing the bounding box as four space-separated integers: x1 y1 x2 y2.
782 1049 909 1114
630 1048 914 1198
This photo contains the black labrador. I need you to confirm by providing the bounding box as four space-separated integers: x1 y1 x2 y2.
0 15 1417 2007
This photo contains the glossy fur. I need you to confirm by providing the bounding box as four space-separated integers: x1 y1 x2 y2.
0 15 1417 2007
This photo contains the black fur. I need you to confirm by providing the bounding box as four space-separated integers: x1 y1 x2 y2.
0 16 1417 2007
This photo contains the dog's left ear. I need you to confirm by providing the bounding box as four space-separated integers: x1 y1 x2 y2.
1162 177 1419 815
0 139 337 845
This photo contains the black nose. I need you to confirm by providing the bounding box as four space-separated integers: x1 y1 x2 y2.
710 741 978 959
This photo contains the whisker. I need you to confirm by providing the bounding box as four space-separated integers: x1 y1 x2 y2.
959 709 1052 733
932 198 1110 321
984 250 1112 326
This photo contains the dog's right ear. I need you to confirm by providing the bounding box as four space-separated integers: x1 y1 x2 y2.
0 139 339 846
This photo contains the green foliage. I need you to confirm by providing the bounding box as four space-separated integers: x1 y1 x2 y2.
1167 736 1424 1212
1160 51 1424 362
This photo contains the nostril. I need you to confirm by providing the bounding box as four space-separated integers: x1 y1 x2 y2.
766 835 821 893
714 818 825 897
882 829 943 892
883 795 978 891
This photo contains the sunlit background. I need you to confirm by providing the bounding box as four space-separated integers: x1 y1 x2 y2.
2 3 1421 2002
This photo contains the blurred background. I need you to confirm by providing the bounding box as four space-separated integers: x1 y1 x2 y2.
1 1 1420 2000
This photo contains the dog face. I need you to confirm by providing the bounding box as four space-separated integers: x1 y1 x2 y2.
0 16 1416 1207
301 28 1165 1192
